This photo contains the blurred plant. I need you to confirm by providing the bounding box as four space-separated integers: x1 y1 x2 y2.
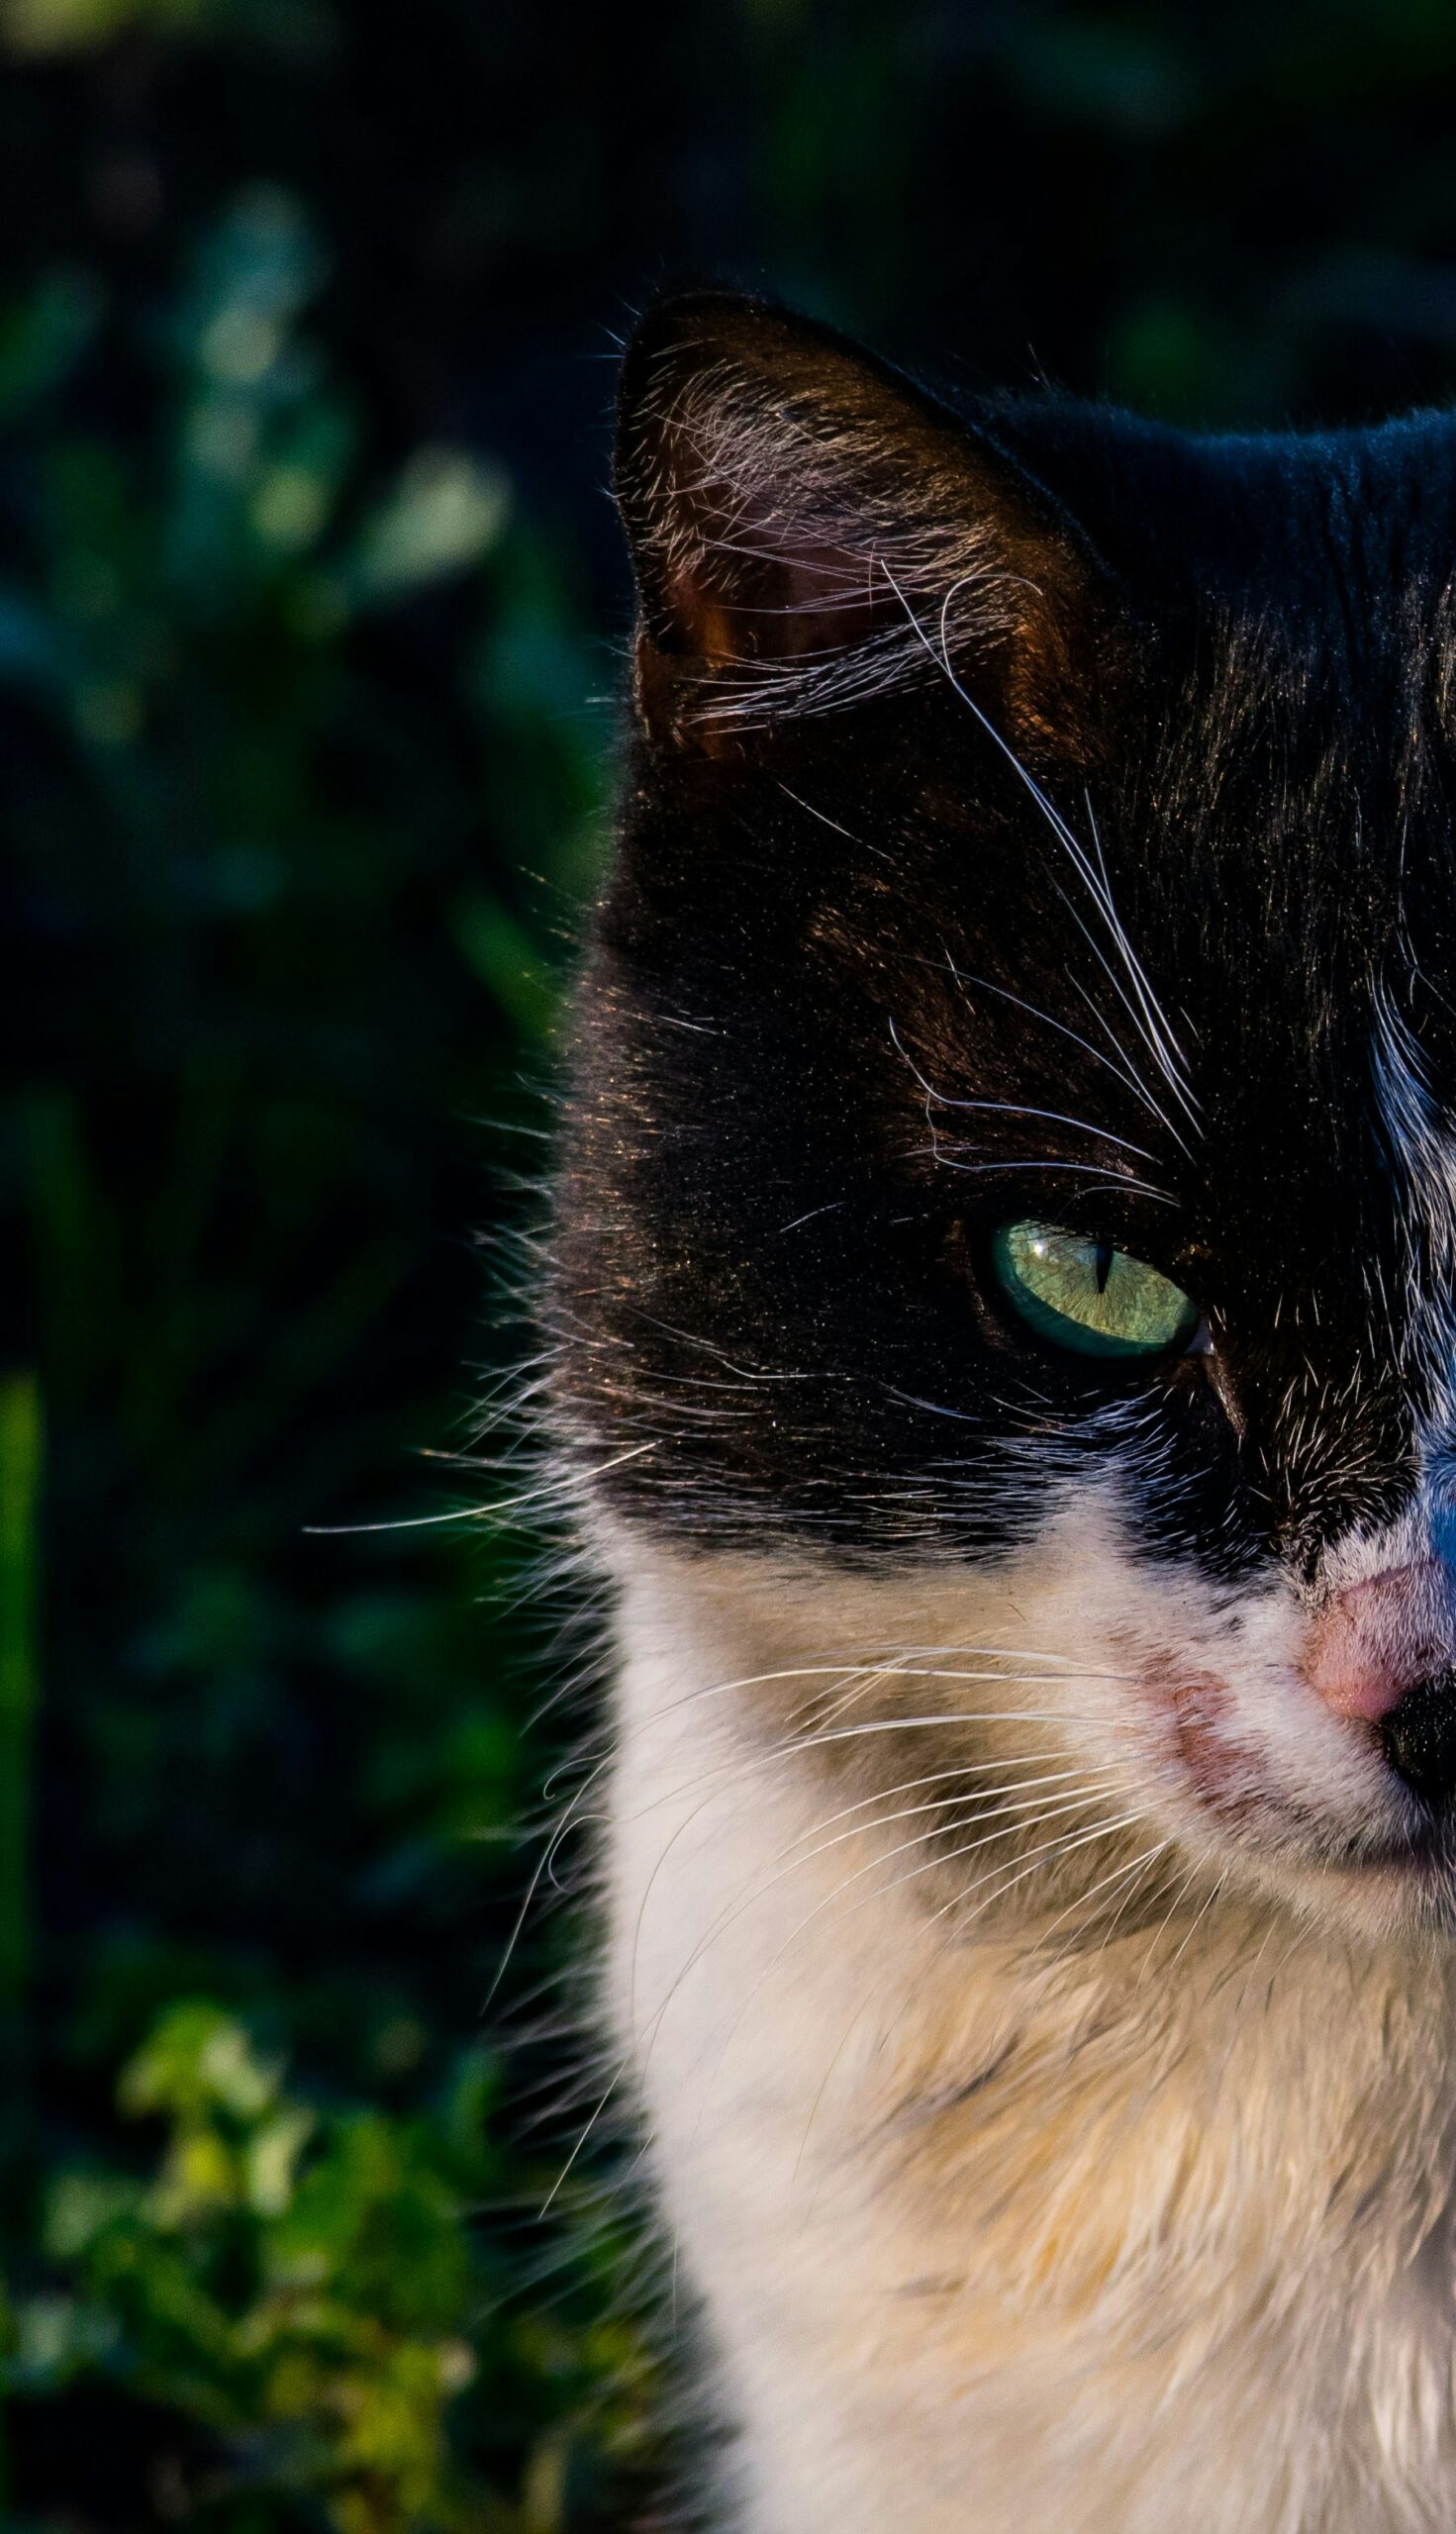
6 185 512 748
0 0 334 60
3 2001 654 2530
0 1375 41 2026
2 162 626 2530
2 0 209 53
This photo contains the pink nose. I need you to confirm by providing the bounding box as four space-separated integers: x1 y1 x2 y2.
1302 1561 1454 1723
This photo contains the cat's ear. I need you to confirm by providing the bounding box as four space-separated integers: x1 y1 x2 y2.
615 293 1116 754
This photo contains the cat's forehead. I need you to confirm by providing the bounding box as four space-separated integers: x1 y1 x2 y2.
993 399 1456 622
994 400 1456 926
908 416 1456 1141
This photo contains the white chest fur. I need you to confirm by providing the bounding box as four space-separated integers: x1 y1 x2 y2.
600 1532 1456 2534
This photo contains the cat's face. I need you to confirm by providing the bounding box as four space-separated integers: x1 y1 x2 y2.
554 293 1456 1938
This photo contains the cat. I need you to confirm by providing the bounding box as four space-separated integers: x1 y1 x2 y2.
545 289 1456 2533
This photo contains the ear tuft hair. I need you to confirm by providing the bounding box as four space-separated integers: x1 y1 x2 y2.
615 293 1116 752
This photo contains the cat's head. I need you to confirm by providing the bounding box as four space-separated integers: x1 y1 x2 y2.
554 291 1456 1940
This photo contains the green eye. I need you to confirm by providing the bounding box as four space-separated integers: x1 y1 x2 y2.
990 1220 1200 1360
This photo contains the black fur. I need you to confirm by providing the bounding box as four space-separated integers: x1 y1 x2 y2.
551 294 1456 1585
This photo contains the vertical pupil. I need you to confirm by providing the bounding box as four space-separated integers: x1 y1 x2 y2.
1093 1237 1114 1295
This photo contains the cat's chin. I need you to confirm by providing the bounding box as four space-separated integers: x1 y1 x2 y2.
1216 1813 1456 1942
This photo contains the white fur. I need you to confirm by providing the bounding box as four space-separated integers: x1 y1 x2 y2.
595 1493 1456 2534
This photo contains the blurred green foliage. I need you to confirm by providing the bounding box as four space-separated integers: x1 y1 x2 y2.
10 0 1456 2523
4 92 633 2534
7 2004 651 2531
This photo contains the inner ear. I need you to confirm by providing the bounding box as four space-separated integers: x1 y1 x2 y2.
615 292 1117 752
652 467 896 668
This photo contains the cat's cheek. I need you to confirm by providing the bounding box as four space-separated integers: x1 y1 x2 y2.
1022 1486 1410 1883
1141 1661 1265 1834
1093 1599 1443 1935
1121 1642 1372 1856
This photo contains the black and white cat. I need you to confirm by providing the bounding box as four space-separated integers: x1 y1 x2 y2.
547 293 1456 2533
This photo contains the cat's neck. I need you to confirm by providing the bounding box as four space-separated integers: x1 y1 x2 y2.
600 1522 1456 2534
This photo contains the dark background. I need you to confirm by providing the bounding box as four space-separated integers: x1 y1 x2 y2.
7 2 1456 2525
